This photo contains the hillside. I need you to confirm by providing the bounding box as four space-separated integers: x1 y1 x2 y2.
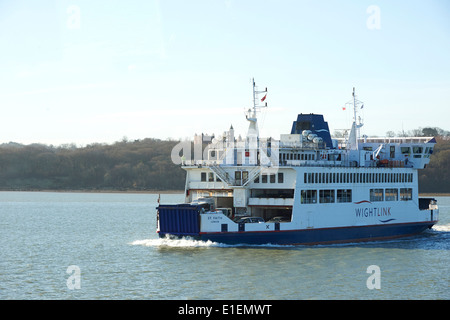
418 136 450 193
0 129 448 193
0 138 186 191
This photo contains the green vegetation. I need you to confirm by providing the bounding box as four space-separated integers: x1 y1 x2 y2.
418 136 450 193
0 126 448 193
0 138 186 191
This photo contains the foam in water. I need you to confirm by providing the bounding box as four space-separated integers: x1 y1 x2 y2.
130 236 232 248
432 223 450 232
130 236 293 248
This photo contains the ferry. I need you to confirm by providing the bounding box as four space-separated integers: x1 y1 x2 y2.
156 79 439 245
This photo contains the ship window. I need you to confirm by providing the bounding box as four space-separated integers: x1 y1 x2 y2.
254 175 260 183
370 189 384 202
320 190 335 203
208 172 214 182
262 174 268 183
270 174 276 183
301 190 317 204
243 171 249 182
400 188 413 201
390 146 395 158
278 172 284 183
413 146 423 154
385 188 398 201
337 189 352 203
401 147 411 154
201 172 207 182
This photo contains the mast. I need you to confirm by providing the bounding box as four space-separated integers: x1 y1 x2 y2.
245 78 268 165
347 87 364 150
353 87 357 127
246 78 268 134
248 78 268 121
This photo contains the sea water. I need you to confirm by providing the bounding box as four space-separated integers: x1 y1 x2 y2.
0 192 448 299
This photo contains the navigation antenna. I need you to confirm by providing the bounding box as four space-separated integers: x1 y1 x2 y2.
246 78 268 122
344 87 364 150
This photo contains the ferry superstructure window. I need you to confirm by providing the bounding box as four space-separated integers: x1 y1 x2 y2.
401 147 411 154
208 172 214 182
413 146 423 154
201 172 207 182
319 190 335 203
270 174 276 183
370 189 384 202
278 172 284 183
400 188 413 201
385 188 398 201
337 189 352 203
301 190 317 204
262 174 268 183
243 171 249 183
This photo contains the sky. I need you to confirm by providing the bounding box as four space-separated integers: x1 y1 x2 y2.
0 0 449 146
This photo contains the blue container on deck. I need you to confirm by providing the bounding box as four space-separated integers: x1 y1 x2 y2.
157 204 201 237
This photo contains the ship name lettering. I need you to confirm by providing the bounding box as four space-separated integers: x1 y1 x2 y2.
355 207 391 218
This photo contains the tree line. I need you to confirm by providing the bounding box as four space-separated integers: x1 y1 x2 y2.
418 135 450 193
0 138 186 191
0 127 448 193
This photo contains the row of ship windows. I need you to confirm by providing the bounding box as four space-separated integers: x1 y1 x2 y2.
200 172 285 183
301 188 413 204
304 172 413 184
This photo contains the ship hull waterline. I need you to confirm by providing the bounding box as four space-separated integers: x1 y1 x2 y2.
158 221 437 246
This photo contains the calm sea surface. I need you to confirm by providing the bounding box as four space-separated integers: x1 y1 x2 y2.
0 191 448 300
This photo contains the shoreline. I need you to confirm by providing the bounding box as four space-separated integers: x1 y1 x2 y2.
419 193 450 197
0 189 185 194
0 189 447 197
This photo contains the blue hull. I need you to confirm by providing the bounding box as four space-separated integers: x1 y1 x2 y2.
160 221 435 245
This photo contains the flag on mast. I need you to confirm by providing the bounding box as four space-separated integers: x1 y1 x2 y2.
261 94 267 102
